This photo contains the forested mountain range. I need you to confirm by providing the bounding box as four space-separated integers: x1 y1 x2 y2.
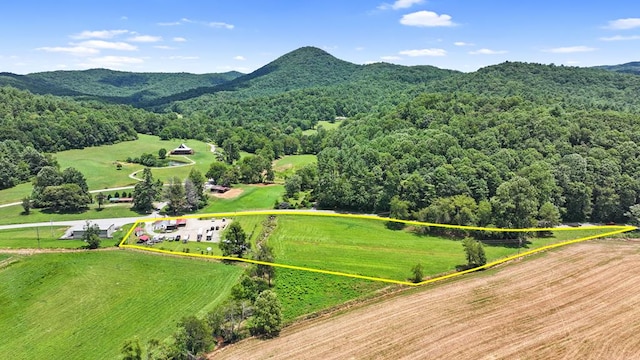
594 61 640 75
0 69 242 105
2 46 640 225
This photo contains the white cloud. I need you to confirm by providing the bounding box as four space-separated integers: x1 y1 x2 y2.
234 55 246 61
169 56 199 60
565 60 580 65
81 56 144 68
399 48 447 57
154 45 175 50
173 37 187 42
355 46 365 51
599 35 640 41
36 46 100 56
454 41 474 46
400 11 455 27
71 30 129 39
209 22 234 29
121 16 128 21
469 48 508 55
128 35 162 43
606 18 640 30
158 21 181 26
543 46 596 53
381 55 401 61
76 40 137 51
378 0 424 10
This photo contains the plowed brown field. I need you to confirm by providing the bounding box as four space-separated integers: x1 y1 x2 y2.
211 239 640 360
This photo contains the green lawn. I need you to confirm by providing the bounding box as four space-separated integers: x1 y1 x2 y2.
200 185 284 213
0 203 142 226
0 251 242 360
273 155 317 181
268 215 616 282
302 120 343 135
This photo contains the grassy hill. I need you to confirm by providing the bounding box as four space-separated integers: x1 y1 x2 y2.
0 251 242 360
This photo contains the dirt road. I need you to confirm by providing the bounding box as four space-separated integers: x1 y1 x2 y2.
211 239 640 360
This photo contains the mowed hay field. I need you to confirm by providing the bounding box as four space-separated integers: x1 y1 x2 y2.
0 251 242 360
268 215 614 282
212 239 640 360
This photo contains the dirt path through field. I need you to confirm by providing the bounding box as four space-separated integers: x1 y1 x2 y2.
211 239 640 360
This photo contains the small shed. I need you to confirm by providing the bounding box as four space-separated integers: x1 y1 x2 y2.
138 235 150 243
170 144 194 155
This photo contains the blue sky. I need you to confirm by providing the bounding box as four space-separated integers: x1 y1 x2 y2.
1 0 639 74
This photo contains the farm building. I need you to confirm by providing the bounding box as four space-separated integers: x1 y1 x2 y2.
170 144 194 155
68 223 115 239
210 185 231 193
109 197 133 203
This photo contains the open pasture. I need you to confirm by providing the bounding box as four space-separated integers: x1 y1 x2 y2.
0 251 242 360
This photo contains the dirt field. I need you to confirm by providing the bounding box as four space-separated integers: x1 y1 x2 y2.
211 239 640 360
211 188 243 199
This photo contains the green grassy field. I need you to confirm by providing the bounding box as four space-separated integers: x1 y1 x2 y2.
268 215 617 282
302 120 343 135
0 134 218 204
0 203 141 226
0 251 242 360
274 268 386 322
273 155 317 181
200 185 284 213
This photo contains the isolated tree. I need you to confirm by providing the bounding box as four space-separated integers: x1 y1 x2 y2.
95 193 107 210
158 148 167 160
184 178 199 211
164 176 186 215
132 168 162 212
410 263 424 283
462 237 486 267
83 221 101 249
255 245 276 286
120 338 142 360
21 196 31 215
188 168 206 207
222 138 241 164
174 316 212 357
248 290 282 338
220 222 249 257
284 174 302 198
206 161 229 183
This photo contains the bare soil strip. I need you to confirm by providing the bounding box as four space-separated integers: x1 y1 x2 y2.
211 239 640 360
211 188 243 199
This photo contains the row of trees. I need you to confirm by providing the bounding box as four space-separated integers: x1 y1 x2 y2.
132 167 207 214
122 218 282 359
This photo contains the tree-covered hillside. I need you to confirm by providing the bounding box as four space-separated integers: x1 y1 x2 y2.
595 61 640 75
0 86 176 190
0 69 242 104
313 65 640 225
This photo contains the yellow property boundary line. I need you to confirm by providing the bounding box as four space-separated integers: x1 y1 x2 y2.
118 211 637 286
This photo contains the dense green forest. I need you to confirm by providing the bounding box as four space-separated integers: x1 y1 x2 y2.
1 47 639 226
